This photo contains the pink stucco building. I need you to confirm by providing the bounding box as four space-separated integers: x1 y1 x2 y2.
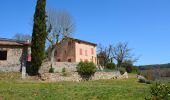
55 38 97 64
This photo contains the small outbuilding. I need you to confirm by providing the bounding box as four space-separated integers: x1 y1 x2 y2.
0 38 31 72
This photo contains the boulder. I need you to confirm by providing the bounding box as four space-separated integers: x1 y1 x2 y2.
137 75 147 83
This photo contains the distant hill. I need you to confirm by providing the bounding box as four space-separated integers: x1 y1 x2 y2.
138 63 170 70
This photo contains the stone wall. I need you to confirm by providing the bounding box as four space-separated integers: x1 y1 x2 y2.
0 46 27 72
39 61 78 73
0 65 21 72
41 71 128 82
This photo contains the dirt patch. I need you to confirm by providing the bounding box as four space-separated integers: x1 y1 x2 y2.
0 96 3 100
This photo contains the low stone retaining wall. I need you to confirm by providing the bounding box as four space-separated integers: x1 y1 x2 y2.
39 62 78 73
92 72 121 80
41 72 128 82
0 65 21 72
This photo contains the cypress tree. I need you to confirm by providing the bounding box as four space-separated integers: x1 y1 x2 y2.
31 0 47 75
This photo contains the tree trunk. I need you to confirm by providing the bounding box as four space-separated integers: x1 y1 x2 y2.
117 61 122 71
50 46 57 68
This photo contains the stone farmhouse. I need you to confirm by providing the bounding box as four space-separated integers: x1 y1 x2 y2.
0 38 30 72
55 37 97 64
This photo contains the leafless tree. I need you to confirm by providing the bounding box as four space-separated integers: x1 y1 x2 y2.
14 33 32 41
97 44 113 66
46 8 75 67
111 42 137 70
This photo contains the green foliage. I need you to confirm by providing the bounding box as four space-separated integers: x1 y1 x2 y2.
122 61 133 73
49 67 54 73
105 63 116 70
145 82 170 100
31 0 47 75
132 66 140 74
76 61 96 80
62 67 66 73
119 67 126 75
62 67 68 76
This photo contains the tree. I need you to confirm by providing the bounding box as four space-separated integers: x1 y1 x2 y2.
97 44 112 67
31 0 47 75
121 60 133 73
111 42 137 70
46 8 75 68
14 33 32 41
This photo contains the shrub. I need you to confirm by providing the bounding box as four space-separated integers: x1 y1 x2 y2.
145 82 170 100
62 67 68 76
49 65 54 73
121 60 133 73
105 63 116 70
76 61 96 80
119 67 126 75
145 80 152 84
132 66 140 74
125 65 133 73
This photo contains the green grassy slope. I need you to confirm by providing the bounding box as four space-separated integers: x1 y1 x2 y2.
0 73 149 100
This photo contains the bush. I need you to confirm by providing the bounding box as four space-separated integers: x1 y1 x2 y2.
145 82 170 100
76 61 96 80
121 61 133 73
49 65 54 73
125 65 133 73
132 66 140 74
105 63 116 70
62 67 68 76
119 67 126 75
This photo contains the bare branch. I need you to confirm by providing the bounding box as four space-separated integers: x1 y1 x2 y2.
46 8 76 67
111 42 137 70
14 33 32 41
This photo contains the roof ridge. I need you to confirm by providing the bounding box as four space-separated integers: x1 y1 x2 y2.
66 37 97 46
0 37 27 43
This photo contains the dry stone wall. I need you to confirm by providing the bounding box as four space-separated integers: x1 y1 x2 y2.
39 62 78 73
41 71 128 82
40 61 128 82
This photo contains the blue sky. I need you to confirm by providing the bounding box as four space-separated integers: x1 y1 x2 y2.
0 0 170 65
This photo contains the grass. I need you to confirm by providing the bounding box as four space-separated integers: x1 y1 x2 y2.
0 72 150 100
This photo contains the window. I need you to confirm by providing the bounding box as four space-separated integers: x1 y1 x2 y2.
80 48 83 55
91 48 94 55
0 51 7 60
57 59 61 62
68 59 71 62
85 50 88 56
